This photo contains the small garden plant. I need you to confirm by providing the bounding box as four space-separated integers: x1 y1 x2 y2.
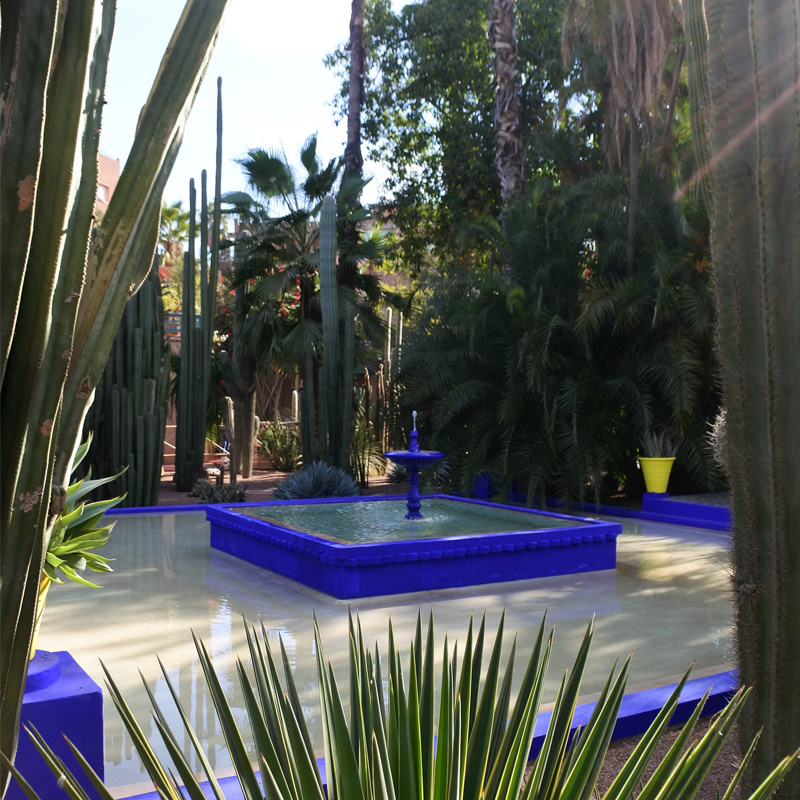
11 612 798 799
257 412 301 472
273 461 360 499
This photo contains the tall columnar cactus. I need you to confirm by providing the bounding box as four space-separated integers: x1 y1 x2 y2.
218 280 257 480
0 2 231 792
317 195 356 469
685 0 800 794
87 257 170 507
175 80 224 491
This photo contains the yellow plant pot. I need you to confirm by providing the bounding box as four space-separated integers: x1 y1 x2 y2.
639 456 676 494
30 575 52 660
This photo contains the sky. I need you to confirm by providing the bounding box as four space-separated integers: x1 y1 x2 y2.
100 0 391 209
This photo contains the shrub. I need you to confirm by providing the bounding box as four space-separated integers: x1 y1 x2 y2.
16 612 799 799
273 461 359 499
257 412 301 472
189 480 248 503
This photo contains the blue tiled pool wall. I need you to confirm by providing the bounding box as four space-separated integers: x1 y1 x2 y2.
208 494 620 598
470 474 732 531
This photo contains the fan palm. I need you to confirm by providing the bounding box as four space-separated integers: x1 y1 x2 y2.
224 136 384 464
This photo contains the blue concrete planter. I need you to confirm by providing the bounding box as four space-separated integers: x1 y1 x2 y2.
208 494 621 598
8 651 103 800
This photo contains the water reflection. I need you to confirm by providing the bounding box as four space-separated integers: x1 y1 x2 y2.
35 511 733 791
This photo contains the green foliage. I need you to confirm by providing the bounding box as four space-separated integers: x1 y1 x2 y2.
189 480 248 504
685 0 800 793
399 178 721 505
175 82 225 492
11 613 799 799
273 462 360 500
640 429 678 458
351 386 387 486
87 258 170 507
0 2 231 789
226 136 385 468
327 0 579 272
257 414 301 472
46 437 122 589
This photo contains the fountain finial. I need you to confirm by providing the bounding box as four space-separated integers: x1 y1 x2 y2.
409 411 420 453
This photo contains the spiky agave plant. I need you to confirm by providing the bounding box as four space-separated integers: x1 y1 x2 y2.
9 612 799 799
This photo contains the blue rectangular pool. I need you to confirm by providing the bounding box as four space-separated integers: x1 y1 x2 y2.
207 494 620 598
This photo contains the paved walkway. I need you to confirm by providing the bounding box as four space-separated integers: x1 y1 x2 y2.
157 466 405 506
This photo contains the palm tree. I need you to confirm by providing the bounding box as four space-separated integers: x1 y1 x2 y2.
344 0 366 181
561 0 681 276
224 136 383 466
158 200 191 267
489 0 525 217
158 200 191 311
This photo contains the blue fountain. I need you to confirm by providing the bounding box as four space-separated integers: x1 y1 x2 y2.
384 411 444 520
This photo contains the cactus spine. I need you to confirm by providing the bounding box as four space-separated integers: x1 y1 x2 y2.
686 0 800 794
175 80 224 491
0 1 231 790
87 257 170 506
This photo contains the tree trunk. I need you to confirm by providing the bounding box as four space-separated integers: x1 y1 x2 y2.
489 0 525 217
344 0 366 179
626 115 639 278
686 0 800 795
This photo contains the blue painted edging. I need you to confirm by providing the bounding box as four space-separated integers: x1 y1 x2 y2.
207 494 621 598
10 652 104 800
124 670 738 800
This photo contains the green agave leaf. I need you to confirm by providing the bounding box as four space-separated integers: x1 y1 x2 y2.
65 467 125 508
371 732 392 800
52 501 88 533
192 633 262 800
324 658 367 800
16 724 92 800
101 662 177 794
489 676 540 800
463 610 505 800
488 635 516 770
149 713 211 800
56 563 103 589
237 658 297 800
369 664 396 800
652 687 749 800
745 748 800 800
432 637 453 800
558 655 631 800
62 735 117 800
719 729 760 800
248 624 294 778
281 678 329 800
150 655 226 800
485 622 550 800
527 617 594 798
50 530 112 556
629 678 708 800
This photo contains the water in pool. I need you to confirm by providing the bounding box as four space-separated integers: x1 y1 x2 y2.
234 498 585 544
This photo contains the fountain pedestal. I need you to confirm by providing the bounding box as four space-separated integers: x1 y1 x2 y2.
384 413 443 519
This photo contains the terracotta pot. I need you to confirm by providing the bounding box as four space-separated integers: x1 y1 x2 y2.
639 456 676 494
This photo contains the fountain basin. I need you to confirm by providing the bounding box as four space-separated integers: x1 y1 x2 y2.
208 495 620 598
